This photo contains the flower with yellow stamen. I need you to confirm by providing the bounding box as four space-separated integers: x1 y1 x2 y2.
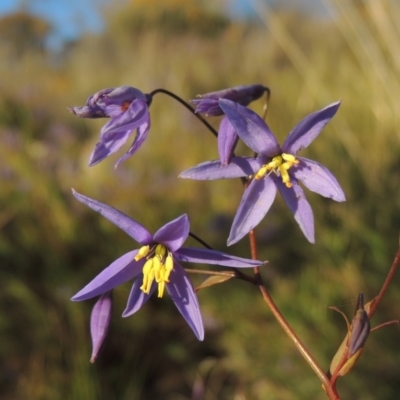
180 99 345 245
72 190 265 342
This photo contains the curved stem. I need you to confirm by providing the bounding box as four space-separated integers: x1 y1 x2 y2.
150 88 218 137
248 230 338 399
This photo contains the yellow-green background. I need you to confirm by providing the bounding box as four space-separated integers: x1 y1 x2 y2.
0 1 399 399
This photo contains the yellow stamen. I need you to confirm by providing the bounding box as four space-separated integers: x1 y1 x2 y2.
140 244 174 298
164 253 174 282
135 245 150 261
140 259 154 293
254 153 298 188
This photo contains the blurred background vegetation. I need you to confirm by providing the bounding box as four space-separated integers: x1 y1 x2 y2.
0 0 399 399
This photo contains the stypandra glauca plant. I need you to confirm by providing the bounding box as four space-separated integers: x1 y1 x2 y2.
69 84 400 399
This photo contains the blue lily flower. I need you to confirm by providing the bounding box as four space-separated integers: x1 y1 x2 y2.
71 190 265 340
180 100 345 245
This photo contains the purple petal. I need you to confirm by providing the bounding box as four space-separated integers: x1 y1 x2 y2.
292 157 345 201
191 98 221 116
191 84 267 116
282 101 341 154
275 178 315 243
72 190 153 244
68 105 106 118
179 157 263 180
174 247 265 267
89 130 132 166
122 277 155 317
114 120 151 168
153 214 189 252
71 250 144 301
219 99 280 157
228 176 277 246
100 99 149 138
90 291 113 362
218 116 239 165
166 263 204 341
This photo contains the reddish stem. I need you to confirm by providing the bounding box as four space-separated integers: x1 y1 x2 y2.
368 241 400 319
248 230 339 399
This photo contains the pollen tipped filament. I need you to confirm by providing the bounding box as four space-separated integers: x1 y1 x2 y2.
139 244 174 298
255 153 299 188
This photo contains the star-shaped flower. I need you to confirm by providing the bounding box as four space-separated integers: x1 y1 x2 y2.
191 84 268 165
71 190 265 340
180 100 345 245
69 86 152 168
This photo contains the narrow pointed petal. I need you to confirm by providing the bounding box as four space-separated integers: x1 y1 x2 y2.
122 277 155 317
276 178 315 243
89 130 132 166
90 291 113 362
71 251 143 301
153 214 189 252
228 176 277 246
179 157 262 180
114 121 151 168
292 157 345 201
282 101 341 154
99 99 149 138
174 247 265 267
218 116 239 165
219 99 280 157
72 190 153 244
166 263 204 341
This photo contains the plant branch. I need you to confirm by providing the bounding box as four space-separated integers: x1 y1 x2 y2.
248 229 338 399
150 88 218 137
368 240 400 319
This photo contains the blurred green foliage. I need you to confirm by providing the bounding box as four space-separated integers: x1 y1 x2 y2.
0 0 399 399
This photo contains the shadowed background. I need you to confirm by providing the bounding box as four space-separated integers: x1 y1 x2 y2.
0 0 399 399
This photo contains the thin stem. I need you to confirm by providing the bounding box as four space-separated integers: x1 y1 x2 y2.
150 88 218 137
248 230 338 399
370 320 400 332
188 231 255 282
368 241 400 318
189 231 213 249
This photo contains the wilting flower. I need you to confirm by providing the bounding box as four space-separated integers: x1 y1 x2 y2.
191 84 268 165
69 86 152 168
180 99 345 245
71 190 264 340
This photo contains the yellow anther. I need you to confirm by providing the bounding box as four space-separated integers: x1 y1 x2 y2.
255 165 269 180
157 281 166 298
135 245 150 261
140 259 155 293
139 245 175 298
155 244 166 258
153 256 161 282
164 254 174 282
282 153 299 164
255 153 298 188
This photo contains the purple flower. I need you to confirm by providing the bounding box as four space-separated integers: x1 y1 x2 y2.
180 100 345 245
69 86 152 168
71 190 265 340
191 84 268 165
